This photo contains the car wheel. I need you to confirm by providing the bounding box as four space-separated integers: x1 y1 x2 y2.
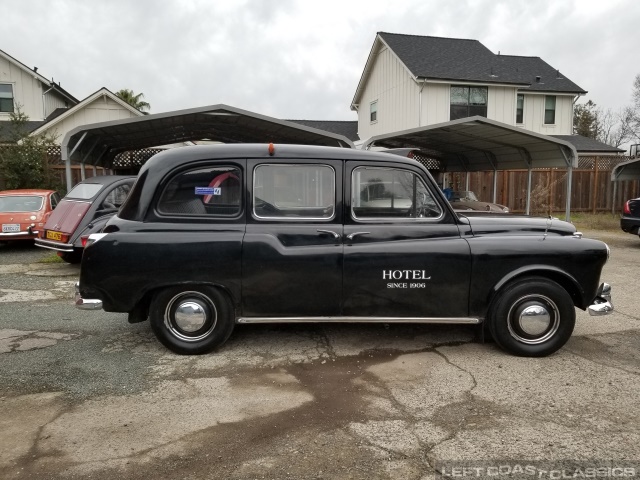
150 286 234 355
58 249 83 264
488 277 575 357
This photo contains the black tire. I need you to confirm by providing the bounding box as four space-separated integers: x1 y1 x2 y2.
488 277 575 357
150 286 234 355
58 249 83 264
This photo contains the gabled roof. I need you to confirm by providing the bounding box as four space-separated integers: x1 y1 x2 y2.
288 120 359 142
0 48 79 105
352 32 586 108
29 87 144 137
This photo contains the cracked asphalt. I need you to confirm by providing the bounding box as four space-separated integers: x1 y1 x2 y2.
0 232 639 480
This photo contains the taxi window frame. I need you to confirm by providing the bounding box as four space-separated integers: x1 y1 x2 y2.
252 163 337 222
155 163 244 220
349 165 445 223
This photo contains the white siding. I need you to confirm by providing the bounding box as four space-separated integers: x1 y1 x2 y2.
487 86 517 125
423 83 450 125
520 93 573 135
41 96 139 143
424 84 518 126
0 56 45 120
357 46 419 141
44 92 71 118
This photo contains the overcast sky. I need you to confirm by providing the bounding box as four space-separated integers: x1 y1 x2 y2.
2 0 639 121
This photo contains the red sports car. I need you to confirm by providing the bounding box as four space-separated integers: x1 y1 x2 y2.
0 189 60 242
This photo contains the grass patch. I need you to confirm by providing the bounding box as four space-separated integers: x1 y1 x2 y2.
564 212 621 232
38 253 64 264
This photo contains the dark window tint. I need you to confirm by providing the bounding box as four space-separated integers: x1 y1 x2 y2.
450 86 488 120
65 183 103 199
370 101 378 122
544 95 556 124
516 94 524 124
158 166 242 216
253 164 335 220
0 84 13 113
352 167 441 219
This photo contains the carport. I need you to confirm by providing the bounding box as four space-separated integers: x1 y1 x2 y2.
612 157 640 181
61 104 354 191
362 116 579 220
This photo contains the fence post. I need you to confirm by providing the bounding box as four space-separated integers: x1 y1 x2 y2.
592 157 598 214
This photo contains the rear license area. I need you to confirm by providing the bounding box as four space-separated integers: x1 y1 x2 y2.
2 224 20 233
46 230 64 241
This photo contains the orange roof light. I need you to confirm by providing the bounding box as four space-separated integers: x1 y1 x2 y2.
268 143 275 156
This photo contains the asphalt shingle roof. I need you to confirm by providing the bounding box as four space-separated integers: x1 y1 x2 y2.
288 120 359 142
552 135 625 153
0 120 45 143
378 32 586 94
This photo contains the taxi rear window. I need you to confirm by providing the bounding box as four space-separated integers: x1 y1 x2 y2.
157 166 241 216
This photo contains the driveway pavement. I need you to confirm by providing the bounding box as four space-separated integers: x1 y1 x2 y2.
0 232 639 480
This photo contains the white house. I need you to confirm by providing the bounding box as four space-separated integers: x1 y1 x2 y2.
350 32 621 155
0 48 78 129
0 48 143 144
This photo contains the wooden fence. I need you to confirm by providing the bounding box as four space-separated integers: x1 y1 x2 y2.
1 145 638 213
448 156 639 215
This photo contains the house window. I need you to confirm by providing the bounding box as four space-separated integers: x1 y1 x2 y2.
450 86 488 120
516 94 524 124
0 84 14 113
370 101 377 123
544 96 556 125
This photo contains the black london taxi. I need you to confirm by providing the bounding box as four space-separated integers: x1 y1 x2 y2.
75 144 613 357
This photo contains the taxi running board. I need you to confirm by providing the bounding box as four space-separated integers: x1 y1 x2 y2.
236 316 481 324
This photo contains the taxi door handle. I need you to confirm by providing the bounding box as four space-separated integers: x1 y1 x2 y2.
317 229 341 239
346 232 370 240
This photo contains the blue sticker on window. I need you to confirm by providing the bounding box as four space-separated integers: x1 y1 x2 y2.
195 187 221 195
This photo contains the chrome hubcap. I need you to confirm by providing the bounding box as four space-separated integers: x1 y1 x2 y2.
175 301 207 332
518 305 551 335
164 291 217 342
507 294 559 345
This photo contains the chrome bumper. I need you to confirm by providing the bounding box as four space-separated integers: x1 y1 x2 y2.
35 238 74 252
0 228 39 238
588 283 613 316
74 282 103 310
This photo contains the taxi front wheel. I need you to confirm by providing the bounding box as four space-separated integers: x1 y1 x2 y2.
488 277 575 357
150 286 234 355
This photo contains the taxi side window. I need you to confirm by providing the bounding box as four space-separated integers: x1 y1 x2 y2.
253 164 335 220
158 166 242 216
352 167 441 219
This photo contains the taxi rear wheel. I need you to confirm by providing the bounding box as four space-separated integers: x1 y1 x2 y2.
488 277 575 357
150 286 234 355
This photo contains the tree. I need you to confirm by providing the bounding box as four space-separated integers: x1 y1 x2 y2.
573 100 599 139
115 89 151 113
623 74 640 143
573 99 632 148
0 106 60 190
